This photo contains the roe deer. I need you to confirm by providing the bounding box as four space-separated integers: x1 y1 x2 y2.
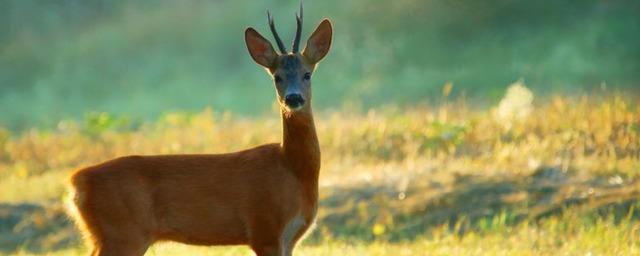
67 3 332 256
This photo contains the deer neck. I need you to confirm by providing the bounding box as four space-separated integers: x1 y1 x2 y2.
280 107 321 184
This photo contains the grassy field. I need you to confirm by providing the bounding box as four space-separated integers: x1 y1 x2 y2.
2 1 639 255
0 84 638 255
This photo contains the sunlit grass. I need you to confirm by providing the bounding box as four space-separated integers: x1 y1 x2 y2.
8 214 640 256
0 92 638 254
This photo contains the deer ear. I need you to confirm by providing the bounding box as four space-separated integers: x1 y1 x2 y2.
302 19 333 64
245 28 277 68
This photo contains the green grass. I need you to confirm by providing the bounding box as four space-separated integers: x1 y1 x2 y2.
0 88 639 255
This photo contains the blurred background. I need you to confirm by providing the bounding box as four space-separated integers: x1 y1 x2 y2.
2 0 638 130
1 1 640 255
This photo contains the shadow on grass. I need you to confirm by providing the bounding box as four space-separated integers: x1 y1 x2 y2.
0 203 77 253
311 166 640 242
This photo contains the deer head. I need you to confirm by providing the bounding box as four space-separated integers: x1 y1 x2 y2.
245 3 333 112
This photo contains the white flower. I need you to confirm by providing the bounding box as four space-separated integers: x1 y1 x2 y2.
496 80 534 128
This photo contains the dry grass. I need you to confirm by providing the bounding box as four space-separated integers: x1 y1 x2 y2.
0 92 638 254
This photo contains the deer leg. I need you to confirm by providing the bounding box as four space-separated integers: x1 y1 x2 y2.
248 224 285 256
282 231 304 256
89 224 151 256
251 244 283 256
92 238 150 256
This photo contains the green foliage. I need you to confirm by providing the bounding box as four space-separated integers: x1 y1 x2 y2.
82 112 133 136
1 0 639 129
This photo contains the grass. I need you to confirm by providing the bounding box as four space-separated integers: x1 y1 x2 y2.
7 215 640 255
0 88 639 255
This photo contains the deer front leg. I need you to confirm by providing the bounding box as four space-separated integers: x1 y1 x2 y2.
248 214 288 256
281 214 307 256
251 244 283 256
249 232 283 256
91 238 150 256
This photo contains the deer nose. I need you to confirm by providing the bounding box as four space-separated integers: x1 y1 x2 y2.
284 94 305 109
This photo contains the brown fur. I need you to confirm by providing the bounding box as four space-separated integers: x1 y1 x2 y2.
67 12 332 256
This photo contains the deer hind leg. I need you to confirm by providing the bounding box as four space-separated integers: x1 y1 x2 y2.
87 217 152 256
92 238 150 256
89 222 151 256
80 197 152 256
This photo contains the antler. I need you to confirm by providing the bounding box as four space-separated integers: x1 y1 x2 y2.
292 1 303 53
267 10 287 54
267 1 304 54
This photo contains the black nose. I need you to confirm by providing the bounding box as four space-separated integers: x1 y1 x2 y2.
284 94 305 109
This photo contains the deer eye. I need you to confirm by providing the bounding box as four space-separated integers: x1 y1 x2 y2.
303 72 311 80
274 75 282 83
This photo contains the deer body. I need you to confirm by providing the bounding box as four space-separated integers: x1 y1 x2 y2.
68 3 332 256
